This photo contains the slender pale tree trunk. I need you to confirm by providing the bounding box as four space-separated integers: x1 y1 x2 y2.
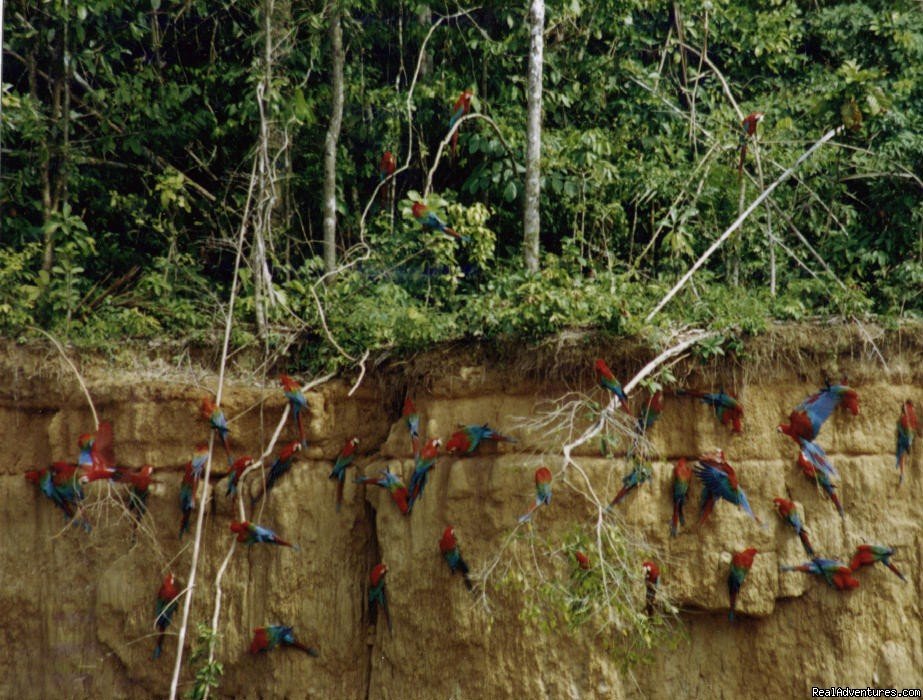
523 0 544 273
322 0 345 278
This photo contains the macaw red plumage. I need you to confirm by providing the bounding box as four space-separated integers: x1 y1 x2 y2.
250 626 319 657
677 389 743 433
280 375 308 447
695 453 759 525
738 111 764 176
26 463 89 529
179 457 198 539
379 151 397 206
201 397 233 465
519 466 553 523
449 90 473 158
125 465 154 522
407 438 441 513
594 358 631 415
254 441 303 504
152 572 180 660
728 548 757 621
642 561 660 616
797 452 845 518
354 467 410 515
780 557 859 591
445 424 517 455
636 391 665 435
368 563 392 633
850 545 907 582
225 455 254 497
77 420 118 482
607 460 653 509
402 397 420 457
230 520 296 548
772 497 814 557
575 551 591 571
671 457 692 537
896 400 917 485
329 437 360 512
778 382 860 444
439 525 474 592
411 201 466 241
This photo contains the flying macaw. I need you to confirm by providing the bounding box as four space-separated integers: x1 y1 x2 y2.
225 455 254 497
780 557 859 591
280 375 308 446
230 520 297 548
643 561 660 616
792 438 839 481
407 438 441 513
201 397 233 465
329 437 360 512
797 452 845 518
519 466 553 523
778 382 860 444
439 525 474 592
671 457 692 537
636 391 665 435
737 111 764 176
152 572 180 660
850 545 906 582
677 389 743 433
179 458 197 539
728 548 757 620
379 151 397 206
896 400 917 484
575 551 591 571
354 467 410 515
594 359 631 414
125 465 154 522
607 460 653 509
445 424 517 455
772 497 814 557
402 397 420 457
695 454 759 525
449 89 473 158
411 201 467 241
77 420 117 482
255 441 303 504
250 626 319 657
368 563 392 634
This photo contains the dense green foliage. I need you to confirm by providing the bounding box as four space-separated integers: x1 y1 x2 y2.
2 0 921 367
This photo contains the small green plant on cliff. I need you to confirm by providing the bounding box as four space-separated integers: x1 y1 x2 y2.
185 623 223 700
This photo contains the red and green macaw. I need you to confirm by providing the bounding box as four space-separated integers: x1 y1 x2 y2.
368 563 392 634
737 111 764 176
411 201 467 241
152 572 180 660
797 451 845 518
772 497 814 557
125 465 154 522
439 525 474 592
255 441 303 504
355 467 410 515
519 466 553 523
250 626 319 657
575 551 591 571
25 462 89 530
179 457 198 539
594 358 631 414
189 443 209 481
778 382 860 444
379 151 397 206
330 437 360 512
449 89 473 158
280 375 308 447
201 397 233 465
695 452 759 524
402 397 420 457
636 391 665 435
780 557 859 591
77 420 118 482
230 520 296 548
671 457 692 537
788 437 839 482
643 561 660 616
225 455 254 497
445 424 516 455
407 438 441 513
850 545 906 582
677 389 743 433
607 460 653 509
896 400 917 484
728 548 757 621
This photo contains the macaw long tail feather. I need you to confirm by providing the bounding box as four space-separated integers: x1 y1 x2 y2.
152 632 166 660
290 641 320 657
609 486 631 508
886 562 907 582
738 145 748 176
799 530 815 557
670 506 680 537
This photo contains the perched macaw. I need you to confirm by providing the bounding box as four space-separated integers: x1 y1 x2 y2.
797 452 845 518
330 437 360 512
25 463 89 530
225 456 254 497
179 458 197 539
411 201 466 241
152 572 180 660
518 466 553 523
772 497 814 556
793 438 839 481
728 548 757 621
607 460 653 509
636 391 665 435
575 551 591 571
780 557 859 591
77 420 117 482
439 525 474 592
407 438 441 513
677 389 743 433
201 397 233 465
449 89 473 158
230 520 296 548
594 359 631 414
402 397 420 457
354 467 410 515
250 626 319 656
445 424 517 455
896 400 917 484
643 561 660 616
379 151 397 206
671 457 692 537
255 441 303 504
778 382 860 444
737 111 764 176
695 454 759 524
189 443 209 481
280 375 308 446
368 563 392 633
850 545 906 582
125 465 154 522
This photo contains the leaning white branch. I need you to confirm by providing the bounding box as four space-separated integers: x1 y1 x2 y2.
33 327 99 430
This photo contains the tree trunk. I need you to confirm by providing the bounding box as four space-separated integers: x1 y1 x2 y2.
523 0 544 273
322 1 345 278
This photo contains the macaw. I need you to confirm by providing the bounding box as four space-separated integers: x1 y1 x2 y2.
77 420 117 482
402 397 420 457
772 497 814 556
671 457 692 537
449 89 473 158
368 563 392 633
250 626 319 657
330 437 360 512
152 572 180 660
179 458 197 539
737 111 764 176
695 454 759 524
230 520 297 548
850 545 906 582
519 466 553 523
677 389 743 433
607 460 653 509
445 424 517 455
594 359 631 414
636 391 665 435
778 382 860 444
354 467 410 515
189 443 209 480
793 438 839 481
439 525 474 592
407 438 441 513
643 561 660 616
728 548 757 621
780 557 859 591
201 397 233 465
575 551 591 571
797 452 845 518
411 201 467 241
896 400 917 484
125 465 154 522
280 375 308 446
25 463 89 529
379 151 397 206
255 441 303 504
225 456 254 497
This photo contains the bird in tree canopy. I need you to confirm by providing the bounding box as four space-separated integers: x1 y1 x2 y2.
230 520 297 548
280 375 308 447
671 457 692 537
643 561 660 616
797 452 845 518
77 420 117 482
519 466 553 523
449 89 473 158
772 497 814 557
728 548 757 621
850 545 906 582
445 424 517 455
778 382 860 444
355 467 410 515
250 626 318 657
152 572 180 660
677 389 743 433
411 201 466 241
402 397 420 458
695 453 759 525
368 563 392 634
225 455 254 497
201 397 233 465
738 111 764 176
407 438 441 513
607 460 652 509
594 359 631 414
254 441 303 504
780 558 859 591
439 525 474 592
329 437 360 512
896 400 918 485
